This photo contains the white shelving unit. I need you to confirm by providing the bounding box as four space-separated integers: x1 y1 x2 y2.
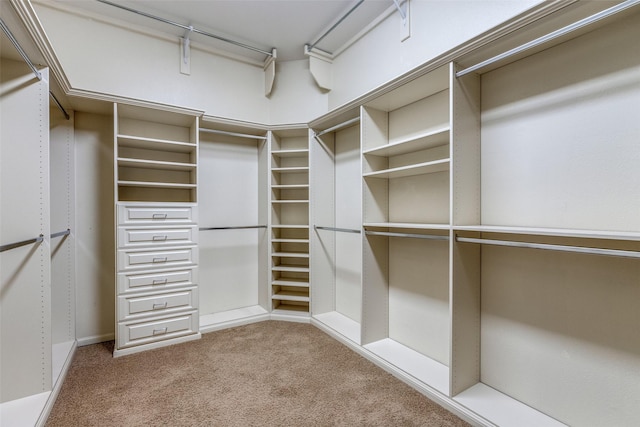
269 128 311 316
113 103 201 356
310 111 363 343
197 121 270 333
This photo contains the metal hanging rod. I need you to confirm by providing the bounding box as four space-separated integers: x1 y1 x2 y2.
51 229 71 239
199 225 267 231
0 234 44 253
315 117 361 138
96 0 274 58
49 92 70 120
307 0 365 52
456 236 640 259
315 225 361 234
456 0 640 77
365 230 449 241
0 17 41 79
1 17 70 120
200 128 267 140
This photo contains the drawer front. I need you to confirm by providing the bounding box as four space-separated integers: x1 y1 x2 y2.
118 287 198 321
118 312 198 348
118 268 197 294
118 205 197 225
118 226 198 248
118 246 198 271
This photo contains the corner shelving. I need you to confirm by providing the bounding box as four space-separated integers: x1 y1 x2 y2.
269 128 311 316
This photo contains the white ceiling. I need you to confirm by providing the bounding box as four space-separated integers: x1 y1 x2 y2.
48 0 396 62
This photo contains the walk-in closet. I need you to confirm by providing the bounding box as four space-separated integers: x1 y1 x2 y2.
2 0 639 425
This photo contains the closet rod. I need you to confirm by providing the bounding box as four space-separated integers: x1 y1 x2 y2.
51 229 71 239
0 17 40 79
200 128 267 140
365 230 449 241
0 234 44 253
0 18 70 120
307 0 365 52
456 0 640 77
314 117 361 138
315 225 361 234
96 0 274 57
199 225 267 231
456 236 640 259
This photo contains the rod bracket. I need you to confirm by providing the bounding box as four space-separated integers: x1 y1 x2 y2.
180 25 193 75
304 44 333 91
264 48 277 97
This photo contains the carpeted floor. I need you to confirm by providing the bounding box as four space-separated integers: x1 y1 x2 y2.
46 321 470 426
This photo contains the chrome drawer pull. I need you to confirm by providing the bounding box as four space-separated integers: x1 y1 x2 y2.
152 213 168 219
152 327 168 335
152 257 168 263
152 278 168 285
153 302 168 310
152 235 168 241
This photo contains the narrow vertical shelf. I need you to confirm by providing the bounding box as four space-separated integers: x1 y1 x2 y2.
269 128 311 316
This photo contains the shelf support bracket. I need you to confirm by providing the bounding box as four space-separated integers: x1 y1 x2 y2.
393 0 410 41
264 48 277 97
304 44 332 91
180 25 193 75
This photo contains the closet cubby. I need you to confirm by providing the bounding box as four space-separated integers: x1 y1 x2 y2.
449 9 640 426
115 104 198 203
197 121 270 331
362 64 451 229
269 128 310 316
310 111 363 343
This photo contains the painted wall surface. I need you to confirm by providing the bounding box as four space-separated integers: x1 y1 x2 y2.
329 0 542 110
33 3 327 125
73 112 115 344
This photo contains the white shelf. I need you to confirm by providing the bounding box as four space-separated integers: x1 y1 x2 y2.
272 278 309 287
454 383 565 427
363 159 450 179
363 127 450 157
271 200 309 204
314 311 361 345
271 184 309 189
272 290 310 302
117 134 196 152
117 157 196 171
364 222 450 230
272 252 310 258
271 149 309 157
364 338 449 395
271 305 310 315
271 225 309 229
271 167 309 174
454 225 640 242
117 180 197 189
272 265 310 273
271 238 309 243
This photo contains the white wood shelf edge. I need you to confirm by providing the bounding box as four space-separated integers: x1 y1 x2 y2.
271 184 310 189
117 157 197 171
272 265 310 272
313 311 361 345
271 200 309 204
271 167 310 173
118 180 197 189
271 149 309 157
272 279 309 287
199 305 269 334
363 127 450 157
117 134 196 151
454 383 566 427
272 291 310 302
453 225 640 241
363 159 450 179
272 252 310 258
271 225 309 229
364 338 449 396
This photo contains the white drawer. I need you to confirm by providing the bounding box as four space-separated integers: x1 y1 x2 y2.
118 204 197 225
118 226 198 248
117 267 198 294
118 246 198 271
118 287 198 321
118 312 199 349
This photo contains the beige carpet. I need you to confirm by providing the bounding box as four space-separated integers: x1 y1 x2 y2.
46 321 469 426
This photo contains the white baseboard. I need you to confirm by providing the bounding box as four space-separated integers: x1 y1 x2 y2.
77 333 115 347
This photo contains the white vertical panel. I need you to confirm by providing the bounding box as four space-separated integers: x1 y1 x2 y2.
198 137 259 314
0 60 51 402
